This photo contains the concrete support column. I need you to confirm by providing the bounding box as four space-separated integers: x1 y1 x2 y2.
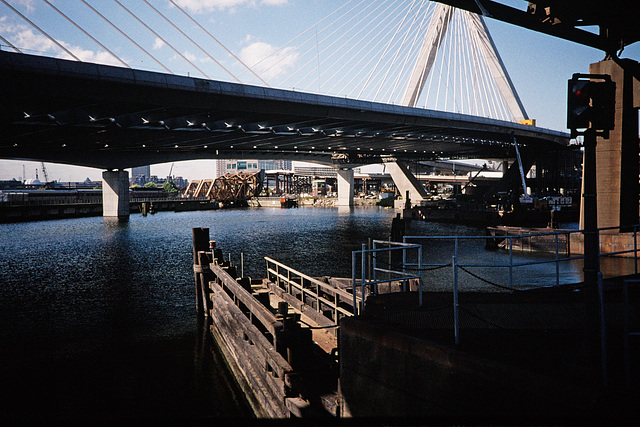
579 59 640 231
385 160 429 206
337 168 354 207
102 170 130 219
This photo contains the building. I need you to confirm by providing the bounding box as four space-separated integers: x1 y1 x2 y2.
131 165 151 185
216 159 292 177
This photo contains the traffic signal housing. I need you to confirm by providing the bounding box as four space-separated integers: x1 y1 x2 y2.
567 74 615 136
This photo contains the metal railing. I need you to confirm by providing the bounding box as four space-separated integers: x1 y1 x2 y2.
351 240 423 314
400 224 640 344
265 257 357 321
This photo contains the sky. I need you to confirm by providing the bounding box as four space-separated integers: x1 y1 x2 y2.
1 0 639 183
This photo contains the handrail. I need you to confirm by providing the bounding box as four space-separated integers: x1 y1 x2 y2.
211 263 284 343
402 223 640 344
352 240 423 314
264 257 357 321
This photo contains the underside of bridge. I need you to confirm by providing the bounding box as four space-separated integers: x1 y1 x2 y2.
0 51 570 215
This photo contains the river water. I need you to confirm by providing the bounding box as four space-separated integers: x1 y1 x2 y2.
1 206 631 420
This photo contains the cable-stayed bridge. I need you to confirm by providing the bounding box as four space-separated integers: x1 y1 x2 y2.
0 1 579 215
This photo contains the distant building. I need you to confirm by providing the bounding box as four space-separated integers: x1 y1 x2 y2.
131 165 151 185
216 159 291 177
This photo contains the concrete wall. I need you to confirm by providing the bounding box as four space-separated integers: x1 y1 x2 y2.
339 316 594 419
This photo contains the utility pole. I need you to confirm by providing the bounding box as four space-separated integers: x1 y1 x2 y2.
567 73 615 384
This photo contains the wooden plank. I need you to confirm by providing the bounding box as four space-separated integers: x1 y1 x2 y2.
211 264 283 338
208 284 291 417
209 280 292 378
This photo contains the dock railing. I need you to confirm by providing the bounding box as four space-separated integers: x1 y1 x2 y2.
351 241 423 314
401 223 640 344
265 257 357 322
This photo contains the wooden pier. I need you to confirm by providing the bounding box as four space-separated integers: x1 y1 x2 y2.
192 227 358 418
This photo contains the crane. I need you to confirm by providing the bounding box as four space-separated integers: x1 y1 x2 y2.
168 163 175 181
41 162 49 183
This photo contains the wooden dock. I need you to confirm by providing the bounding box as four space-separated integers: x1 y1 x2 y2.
192 227 358 418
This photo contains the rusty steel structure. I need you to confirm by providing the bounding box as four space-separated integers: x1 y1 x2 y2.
184 171 263 202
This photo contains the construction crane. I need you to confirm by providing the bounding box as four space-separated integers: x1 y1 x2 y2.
168 163 174 181
41 162 49 183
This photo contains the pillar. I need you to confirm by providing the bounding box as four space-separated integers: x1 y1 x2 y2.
385 160 429 206
102 170 130 219
579 59 640 231
337 168 354 207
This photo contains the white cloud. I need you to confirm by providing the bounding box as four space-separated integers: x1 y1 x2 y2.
0 18 126 67
239 40 298 80
174 0 287 13
238 42 299 80
153 38 165 50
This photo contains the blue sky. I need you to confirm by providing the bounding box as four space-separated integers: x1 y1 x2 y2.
1 0 638 182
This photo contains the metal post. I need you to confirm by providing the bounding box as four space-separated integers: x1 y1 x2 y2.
362 243 367 302
555 233 560 287
453 238 460 345
509 236 514 291
634 226 638 275
583 128 603 381
418 244 423 307
402 243 407 292
352 251 357 315
241 252 244 278
623 280 631 388
598 271 607 386
373 240 378 285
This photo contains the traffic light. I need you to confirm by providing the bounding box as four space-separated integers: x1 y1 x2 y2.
567 74 615 135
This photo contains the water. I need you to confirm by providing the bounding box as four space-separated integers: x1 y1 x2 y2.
0 206 400 420
1 207 633 420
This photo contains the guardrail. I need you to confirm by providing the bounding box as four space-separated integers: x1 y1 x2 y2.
265 257 357 321
351 241 423 314
400 224 640 344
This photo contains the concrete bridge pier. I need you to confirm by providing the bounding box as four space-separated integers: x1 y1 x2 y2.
336 167 354 207
580 58 640 232
102 170 130 219
385 160 429 211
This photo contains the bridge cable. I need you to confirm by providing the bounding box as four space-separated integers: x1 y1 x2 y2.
80 0 172 74
358 0 425 101
166 0 269 86
277 0 376 88
371 0 421 101
242 0 365 84
0 0 81 61
0 35 21 53
142 0 241 83
322 0 409 96
385 0 431 105
41 0 130 69
341 1 418 100
291 0 392 91
112 0 211 79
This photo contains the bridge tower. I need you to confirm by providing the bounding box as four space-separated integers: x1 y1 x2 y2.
391 3 530 210
401 3 528 121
